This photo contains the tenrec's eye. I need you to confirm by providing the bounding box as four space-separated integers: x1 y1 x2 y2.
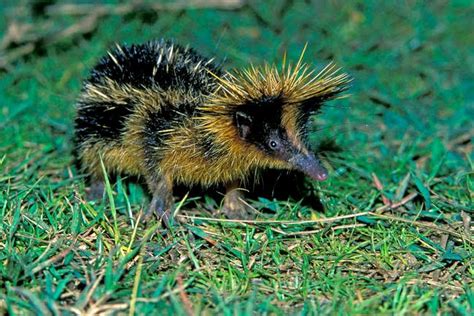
269 140 278 149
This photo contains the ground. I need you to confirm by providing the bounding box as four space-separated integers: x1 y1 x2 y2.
0 0 473 314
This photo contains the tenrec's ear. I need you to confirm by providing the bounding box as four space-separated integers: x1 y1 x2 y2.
235 111 252 140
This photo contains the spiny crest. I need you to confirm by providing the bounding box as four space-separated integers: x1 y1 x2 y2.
205 46 351 113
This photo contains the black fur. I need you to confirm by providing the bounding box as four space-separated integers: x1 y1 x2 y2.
233 93 307 165
234 95 284 154
88 39 220 92
75 39 222 151
75 100 134 143
197 133 220 160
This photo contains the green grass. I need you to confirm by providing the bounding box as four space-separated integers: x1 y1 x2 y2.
1 0 473 314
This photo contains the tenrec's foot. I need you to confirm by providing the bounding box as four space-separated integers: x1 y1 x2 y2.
222 189 255 219
86 181 105 201
145 195 173 228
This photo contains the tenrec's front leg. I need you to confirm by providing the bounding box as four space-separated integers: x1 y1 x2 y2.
146 174 174 227
222 181 255 219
